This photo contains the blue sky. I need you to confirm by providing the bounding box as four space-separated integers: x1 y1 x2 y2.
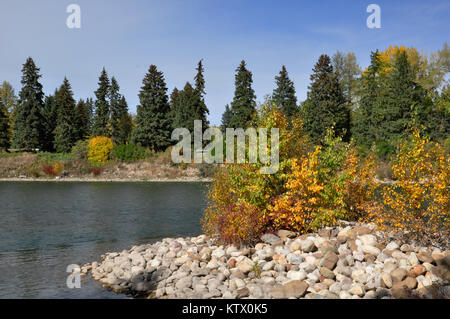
0 0 449 125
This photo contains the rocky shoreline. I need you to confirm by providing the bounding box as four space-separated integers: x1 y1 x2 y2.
81 222 449 299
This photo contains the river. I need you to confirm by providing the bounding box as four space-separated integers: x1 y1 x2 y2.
0 181 209 298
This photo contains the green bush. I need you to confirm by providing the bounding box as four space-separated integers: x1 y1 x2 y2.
112 144 146 162
71 140 89 160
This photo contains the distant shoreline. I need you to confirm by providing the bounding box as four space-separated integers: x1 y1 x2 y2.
0 177 213 183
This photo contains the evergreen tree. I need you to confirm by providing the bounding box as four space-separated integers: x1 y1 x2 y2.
221 104 233 131
113 96 132 144
109 77 130 144
172 82 198 132
53 78 78 153
131 65 172 151
74 98 90 141
379 51 426 147
169 87 180 128
302 54 350 144
352 51 384 152
41 91 59 152
85 97 94 135
229 60 256 128
193 59 209 127
92 68 110 137
272 65 298 119
0 94 10 150
12 57 46 151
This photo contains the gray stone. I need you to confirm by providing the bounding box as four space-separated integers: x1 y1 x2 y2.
270 280 309 299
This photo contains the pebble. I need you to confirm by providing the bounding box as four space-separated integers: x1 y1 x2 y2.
86 223 449 299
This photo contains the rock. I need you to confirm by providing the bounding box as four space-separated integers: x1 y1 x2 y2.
287 270 307 281
236 287 250 299
400 244 411 252
270 280 309 299
349 284 365 296
301 240 316 253
385 242 399 251
381 273 393 288
351 269 369 284
286 253 304 265
409 264 426 277
391 268 407 283
236 258 254 274
417 251 433 264
391 283 412 299
361 245 381 256
277 230 296 241
358 234 377 246
272 254 286 264
318 228 331 238
320 252 339 270
408 252 419 266
227 258 236 268
319 267 335 279
261 233 282 245
175 277 192 290
353 251 365 262
403 277 418 289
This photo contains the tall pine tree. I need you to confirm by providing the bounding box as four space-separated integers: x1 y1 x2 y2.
53 78 78 153
74 99 90 141
229 60 256 128
12 57 46 151
302 54 350 144
131 65 172 151
92 68 110 137
109 77 130 144
272 65 298 119
352 51 383 152
41 91 59 152
0 94 10 150
194 59 209 127
220 104 233 131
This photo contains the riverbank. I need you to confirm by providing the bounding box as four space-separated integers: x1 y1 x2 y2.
0 177 212 182
83 222 450 299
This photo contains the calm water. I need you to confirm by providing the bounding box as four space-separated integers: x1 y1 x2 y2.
0 181 209 299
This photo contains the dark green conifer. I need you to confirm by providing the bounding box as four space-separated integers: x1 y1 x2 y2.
272 65 298 119
12 57 46 151
229 60 256 128
302 54 350 144
92 68 110 137
131 65 172 151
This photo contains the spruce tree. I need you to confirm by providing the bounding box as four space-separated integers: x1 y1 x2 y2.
172 82 198 132
131 65 172 151
92 68 110 137
85 97 94 136
12 57 46 151
0 95 10 150
380 51 425 144
302 54 350 144
194 59 209 127
74 99 90 140
272 65 298 119
109 77 130 144
221 104 233 131
352 51 383 152
53 78 78 153
41 91 59 152
229 60 256 128
169 87 180 128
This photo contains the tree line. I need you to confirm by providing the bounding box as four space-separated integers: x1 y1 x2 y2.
0 44 449 157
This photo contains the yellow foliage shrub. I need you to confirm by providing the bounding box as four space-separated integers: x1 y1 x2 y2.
368 128 449 241
87 137 114 167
